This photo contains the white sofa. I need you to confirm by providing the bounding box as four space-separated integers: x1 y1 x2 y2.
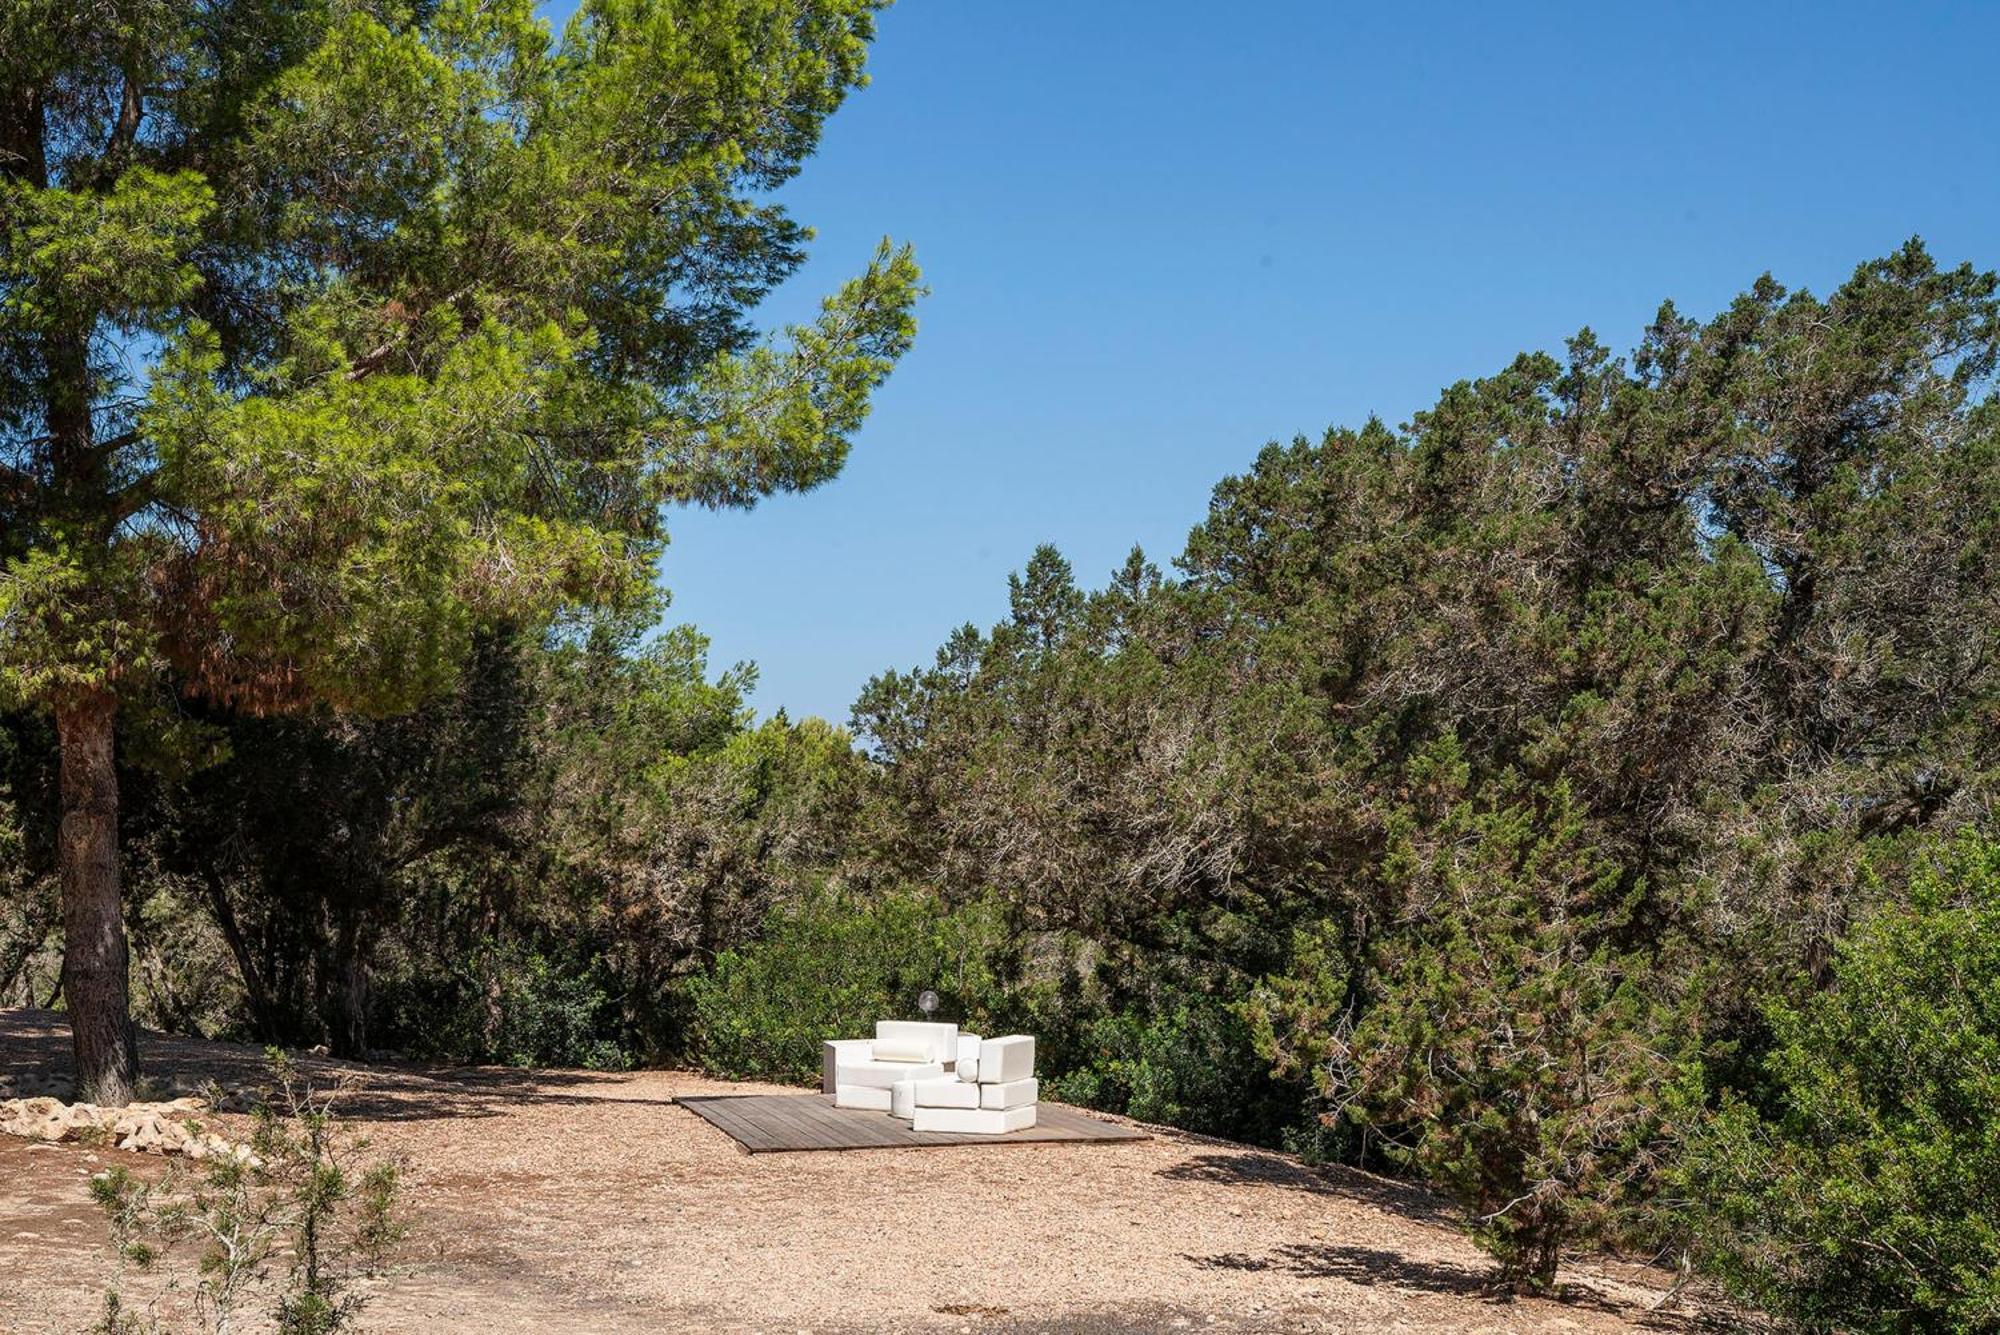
822 1020 961 1094
826 1024 1042 1135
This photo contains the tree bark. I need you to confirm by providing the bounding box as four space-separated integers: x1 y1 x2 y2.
57 693 138 1105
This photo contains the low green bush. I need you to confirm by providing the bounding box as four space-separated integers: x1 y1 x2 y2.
375 945 631 1071
687 889 1316 1150
685 887 1020 1082
1044 992 1307 1146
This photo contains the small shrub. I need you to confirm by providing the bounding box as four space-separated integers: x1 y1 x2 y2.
91 1050 405 1334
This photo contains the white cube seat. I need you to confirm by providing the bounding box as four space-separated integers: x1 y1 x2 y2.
835 1057 943 1089
833 1084 893 1111
978 1035 1035 1084
911 1104 1036 1135
978 1077 1038 1110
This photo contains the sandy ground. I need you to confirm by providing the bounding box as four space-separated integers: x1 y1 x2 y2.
0 1010 1701 1333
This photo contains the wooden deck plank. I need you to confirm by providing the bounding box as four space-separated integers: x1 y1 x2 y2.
678 1093 1149 1153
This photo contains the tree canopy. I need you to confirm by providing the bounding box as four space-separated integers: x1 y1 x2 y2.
0 0 919 1101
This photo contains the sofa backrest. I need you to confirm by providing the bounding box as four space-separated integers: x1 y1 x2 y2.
874 1020 960 1064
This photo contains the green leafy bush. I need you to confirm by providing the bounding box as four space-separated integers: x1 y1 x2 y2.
686 888 1019 1082
1683 835 2000 1332
375 946 631 1072
1045 992 1306 1145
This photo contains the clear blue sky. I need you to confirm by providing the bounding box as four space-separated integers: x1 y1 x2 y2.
620 2 2000 724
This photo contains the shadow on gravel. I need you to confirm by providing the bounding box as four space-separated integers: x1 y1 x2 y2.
1156 1150 1454 1225
1182 1242 1700 1331
1 1008 669 1124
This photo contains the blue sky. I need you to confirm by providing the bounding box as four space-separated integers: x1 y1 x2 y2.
634 1 1999 724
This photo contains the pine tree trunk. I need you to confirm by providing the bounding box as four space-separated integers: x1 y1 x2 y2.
57 692 138 1105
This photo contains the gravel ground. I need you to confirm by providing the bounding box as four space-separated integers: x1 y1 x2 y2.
0 1010 1701 1332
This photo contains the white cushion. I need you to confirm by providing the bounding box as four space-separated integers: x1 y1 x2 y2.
979 1077 1038 1111
911 1077 978 1109
833 1084 893 1111
978 1035 1035 1084
911 1104 1036 1135
890 1079 917 1119
956 1055 980 1083
874 1020 959 1064
870 1038 935 1063
956 1033 983 1063
835 1058 943 1089
822 1039 873 1093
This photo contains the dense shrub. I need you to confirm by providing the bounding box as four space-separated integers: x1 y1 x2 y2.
1046 992 1306 1145
1682 836 2000 1331
374 946 631 1072
686 888 1021 1082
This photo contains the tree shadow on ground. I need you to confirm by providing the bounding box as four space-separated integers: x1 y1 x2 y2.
1 1008 673 1123
1156 1150 1455 1225
1184 1243 1484 1293
1182 1242 1701 1330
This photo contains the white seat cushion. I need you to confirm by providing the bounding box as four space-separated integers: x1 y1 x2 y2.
833 1084 893 1111
870 1038 936 1063
910 1104 1036 1135
836 1058 944 1089
978 1077 1038 1111
911 1077 978 1109
978 1035 1035 1084
890 1079 918 1119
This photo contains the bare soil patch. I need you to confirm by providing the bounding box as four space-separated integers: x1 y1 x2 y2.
0 1010 1698 1332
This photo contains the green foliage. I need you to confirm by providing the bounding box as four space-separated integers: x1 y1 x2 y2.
90 1051 403 1334
1 0 919 1100
111 623 865 1064
1682 835 2000 1331
1329 768 1692 1292
3 0 921 720
1048 993 1304 1145
687 888 1018 1082
853 244 2000 1296
375 945 631 1072
8 234 1996 1321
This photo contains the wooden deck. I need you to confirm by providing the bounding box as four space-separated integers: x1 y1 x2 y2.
678 1092 1149 1153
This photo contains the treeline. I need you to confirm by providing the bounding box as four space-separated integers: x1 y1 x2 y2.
5 243 1999 1324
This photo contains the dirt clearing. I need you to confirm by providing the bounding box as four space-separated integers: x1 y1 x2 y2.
1 1011 1696 1332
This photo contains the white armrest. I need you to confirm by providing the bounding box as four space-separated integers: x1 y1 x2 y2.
979 1035 1035 1084
821 1039 874 1093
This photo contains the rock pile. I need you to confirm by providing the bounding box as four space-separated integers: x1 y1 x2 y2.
1 1074 261 1161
